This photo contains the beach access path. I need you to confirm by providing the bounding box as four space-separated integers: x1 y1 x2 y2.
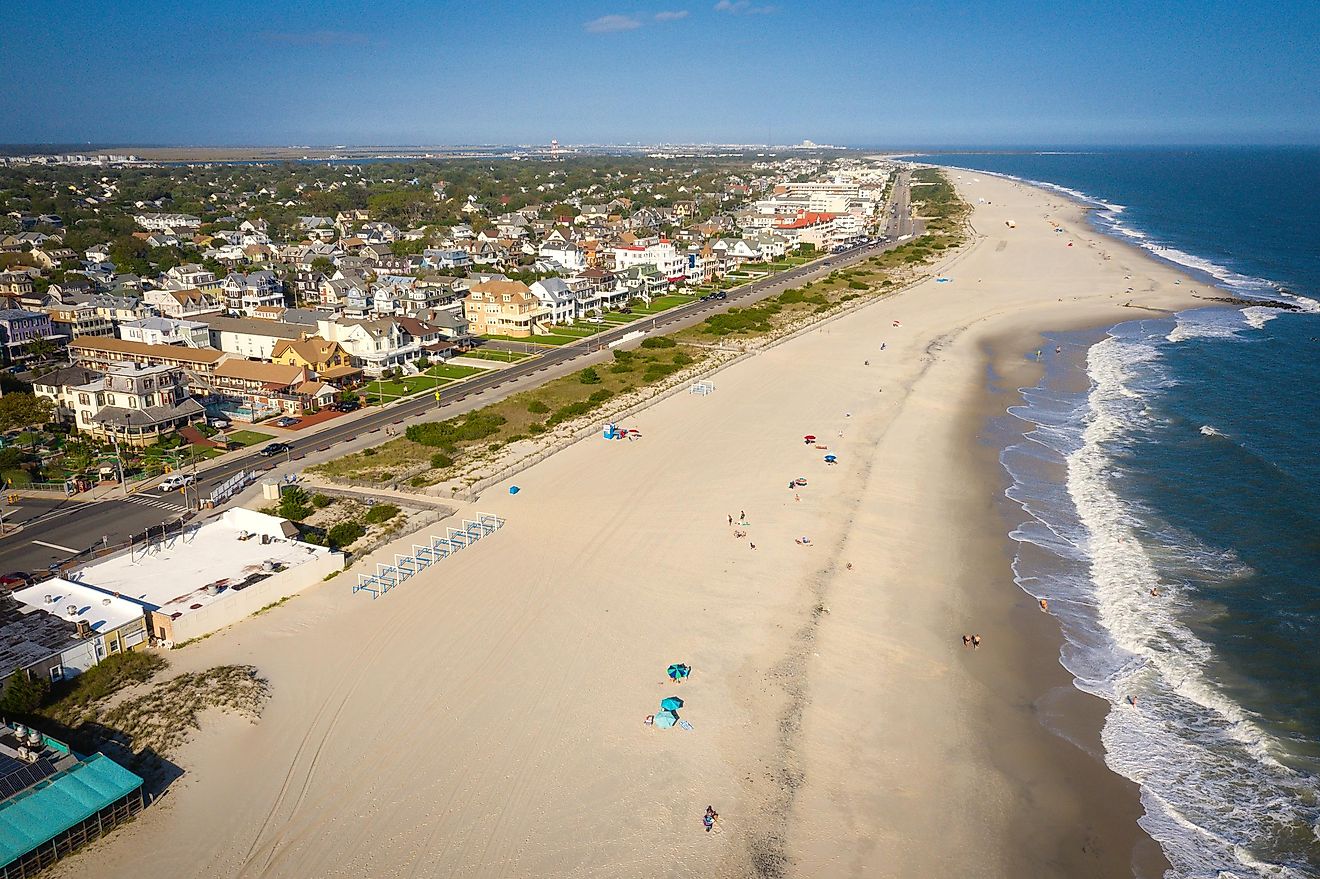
63 172 1205 879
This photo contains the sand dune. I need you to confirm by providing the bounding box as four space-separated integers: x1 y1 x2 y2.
65 173 1202 878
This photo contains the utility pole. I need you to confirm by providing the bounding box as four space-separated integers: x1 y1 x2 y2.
110 432 126 493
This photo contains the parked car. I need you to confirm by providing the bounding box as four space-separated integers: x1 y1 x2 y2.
259 442 291 458
273 416 301 428
159 473 196 492
332 400 360 413
712 291 728 300
0 571 33 588
208 417 231 429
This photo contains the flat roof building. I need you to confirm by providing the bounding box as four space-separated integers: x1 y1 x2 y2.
64 509 344 644
0 723 144 879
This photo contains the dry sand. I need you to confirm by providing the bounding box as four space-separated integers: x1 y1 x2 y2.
65 173 1207 878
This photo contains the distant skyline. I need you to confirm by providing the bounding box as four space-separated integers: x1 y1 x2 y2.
3 1 1318 147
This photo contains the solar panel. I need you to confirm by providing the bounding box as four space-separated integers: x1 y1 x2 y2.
0 756 58 801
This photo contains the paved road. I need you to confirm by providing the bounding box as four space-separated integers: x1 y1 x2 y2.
0 176 917 575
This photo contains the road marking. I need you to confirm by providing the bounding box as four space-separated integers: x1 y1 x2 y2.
31 539 79 553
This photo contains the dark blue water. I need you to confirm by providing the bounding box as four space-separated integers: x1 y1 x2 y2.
923 149 1320 878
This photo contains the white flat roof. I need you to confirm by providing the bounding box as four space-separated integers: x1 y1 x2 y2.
12 578 145 634
68 510 332 619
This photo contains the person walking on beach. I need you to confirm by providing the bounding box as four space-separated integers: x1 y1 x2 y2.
728 514 733 526
962 634 972 647
971 634 982 648
703 806 719 832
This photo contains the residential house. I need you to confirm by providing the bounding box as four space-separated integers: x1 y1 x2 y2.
194 314 304 360
13 580 150 663
62 363 205 447
118 316 210 348
316 317 424 375
538 240 586 272
271 336 353 377
134 212 200 231
143 287 224 319
0 309 61 363
528 278 577 325
612 240 685 283
46 303 114 338
31 364 105 424
221 270 285 314
463 280 549 338
618 264 667 302
162 263 221 290
0 270 35 298
421 247 473 270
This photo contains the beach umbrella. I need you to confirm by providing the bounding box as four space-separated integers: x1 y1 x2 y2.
824 454 837 463
667 663 690 681
654 710 679 729
661 696 684 711
803 435 816 444
508 485 520 495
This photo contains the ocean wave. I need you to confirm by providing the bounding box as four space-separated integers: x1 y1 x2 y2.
1200 425 1225 437
1004 327 1320 877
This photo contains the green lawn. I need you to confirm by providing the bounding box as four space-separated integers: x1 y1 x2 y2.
367 374 453 402
225 430 273 447
463 349 531 362
427 363 483 379
633 294 698 314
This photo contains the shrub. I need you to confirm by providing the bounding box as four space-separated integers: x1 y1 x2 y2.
44 652 164 716
527 399 549 414
278 486 311 521
612 349 635 362
430 452 454 469
640 336 676 349
327 521 366 548
406 411 507 452
578 367 601 384
528 422 547 435
362 447 377 457
587 389 613 404
363 503 400 525
672 352 693 366
311 493 333 508
0 672 50 715
847 280 867 289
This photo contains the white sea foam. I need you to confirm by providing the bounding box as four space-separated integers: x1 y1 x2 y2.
1200 425 1225 437
1004 327 1320 877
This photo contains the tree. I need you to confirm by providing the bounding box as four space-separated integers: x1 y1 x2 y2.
311 256 335 275
0 672 49 715
23 337 58 363
0 393 52 432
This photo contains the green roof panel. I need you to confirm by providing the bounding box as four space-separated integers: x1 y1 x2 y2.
0 753 143 865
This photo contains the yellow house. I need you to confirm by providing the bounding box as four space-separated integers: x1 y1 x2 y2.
271 335 353 375
463 280 549 338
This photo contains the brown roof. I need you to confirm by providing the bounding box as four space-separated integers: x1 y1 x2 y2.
321 364 363 380
69 336 224 364
213 359 305 386
271 336 343 364
468 280 532 297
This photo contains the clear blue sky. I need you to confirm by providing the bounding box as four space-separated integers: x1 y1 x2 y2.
3 0 1318 147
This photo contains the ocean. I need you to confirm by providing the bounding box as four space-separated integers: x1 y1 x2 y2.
920 148 1320 878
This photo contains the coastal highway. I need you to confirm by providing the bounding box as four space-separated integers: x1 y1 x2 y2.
1 175 918 576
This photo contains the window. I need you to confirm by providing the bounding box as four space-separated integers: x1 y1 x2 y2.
49 665 64 682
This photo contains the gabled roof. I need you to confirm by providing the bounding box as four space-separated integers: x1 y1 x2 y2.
69 336 224 364
213 359 305 387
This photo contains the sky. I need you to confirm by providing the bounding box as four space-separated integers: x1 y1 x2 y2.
2 0 1318 147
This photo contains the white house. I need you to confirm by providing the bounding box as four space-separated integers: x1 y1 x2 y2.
612 240 685 283
528 278 577 325
118 316 210 347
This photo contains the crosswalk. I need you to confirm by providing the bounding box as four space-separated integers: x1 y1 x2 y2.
123 494 189 513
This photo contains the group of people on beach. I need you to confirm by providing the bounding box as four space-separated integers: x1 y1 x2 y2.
961 633 983 648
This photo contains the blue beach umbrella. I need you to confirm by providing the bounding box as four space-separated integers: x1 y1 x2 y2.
654 710 679 729
824 454 837 463
667 663 690 681
661 696 684 711
508 485 520 494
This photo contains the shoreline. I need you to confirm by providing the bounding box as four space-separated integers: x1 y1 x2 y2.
56 172 1213 879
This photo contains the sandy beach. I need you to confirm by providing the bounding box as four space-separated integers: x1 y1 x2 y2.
62 172 1209 879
